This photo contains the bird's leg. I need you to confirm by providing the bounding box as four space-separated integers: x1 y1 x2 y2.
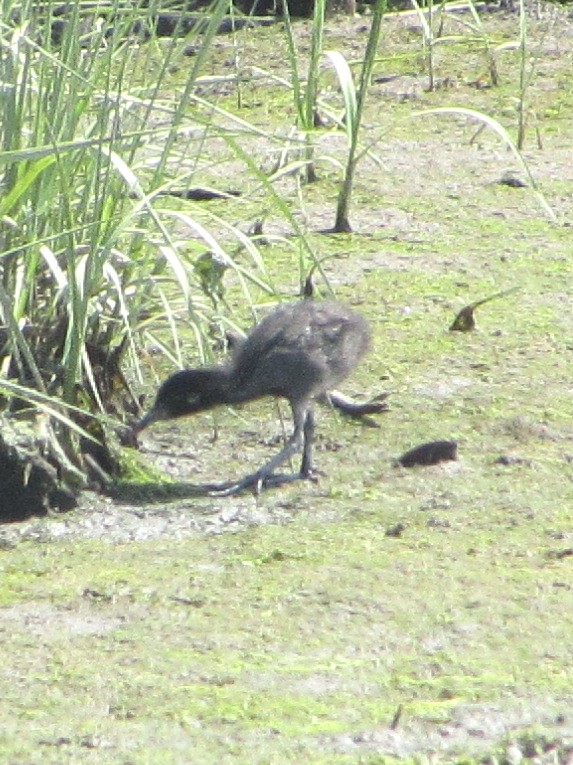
212 403 311 496
300 408 316 478
212 432 304 496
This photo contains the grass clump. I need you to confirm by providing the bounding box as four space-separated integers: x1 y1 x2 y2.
0 0 279 512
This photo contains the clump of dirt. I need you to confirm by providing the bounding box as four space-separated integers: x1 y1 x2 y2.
0 419 76 523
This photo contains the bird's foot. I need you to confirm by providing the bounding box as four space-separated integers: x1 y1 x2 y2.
210 469 316 497
349 393 391 417
326 391 390 419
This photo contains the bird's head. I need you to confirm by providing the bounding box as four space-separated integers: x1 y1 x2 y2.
132 368 226 436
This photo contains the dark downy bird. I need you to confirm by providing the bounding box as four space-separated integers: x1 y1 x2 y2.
132 300 376 494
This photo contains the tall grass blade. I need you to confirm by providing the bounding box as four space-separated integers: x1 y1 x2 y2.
415 106 556 222
333 0 387 233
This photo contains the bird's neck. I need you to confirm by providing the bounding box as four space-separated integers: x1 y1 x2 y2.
201 364 237 406
206 363 256 407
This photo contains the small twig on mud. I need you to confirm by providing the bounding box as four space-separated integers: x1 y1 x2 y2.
390 704 403 730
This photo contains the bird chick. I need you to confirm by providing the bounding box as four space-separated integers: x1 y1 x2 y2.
132 300 373 494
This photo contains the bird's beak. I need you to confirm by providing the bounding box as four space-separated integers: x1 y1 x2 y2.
131 407 162 436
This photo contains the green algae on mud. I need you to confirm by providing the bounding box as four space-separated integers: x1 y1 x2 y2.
1 508 573 762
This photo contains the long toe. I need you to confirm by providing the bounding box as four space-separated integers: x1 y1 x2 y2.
210 470 310 497
327 391 390 418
